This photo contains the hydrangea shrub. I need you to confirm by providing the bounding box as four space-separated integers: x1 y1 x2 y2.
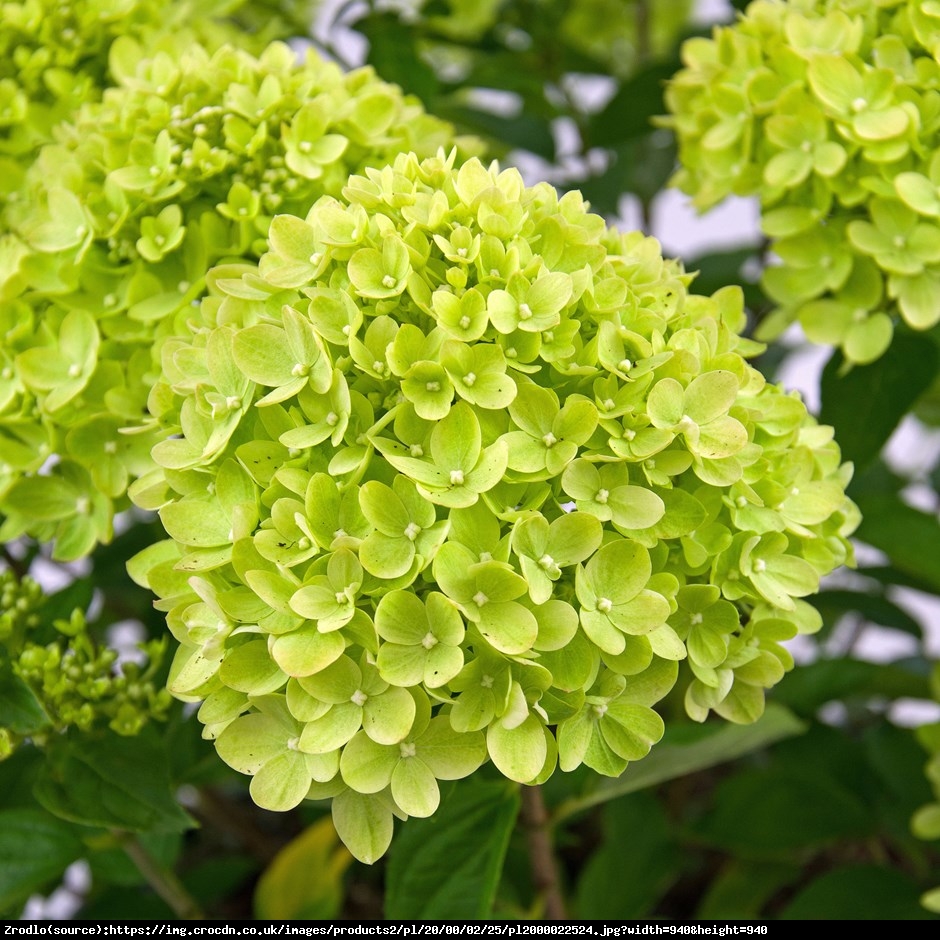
129 150 858 863
0 39 474 559
662 0 940 363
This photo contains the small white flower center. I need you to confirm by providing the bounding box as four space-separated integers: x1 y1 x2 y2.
326 411 339 426
597 597 613 613
538 554 556 571
400 741 417 758
753 558 767 573
542 432 557 448
592 703 608 718
382 274 397 288
404 522 421 541
690 612 704 626
410 444 424 457
351 689 368 707
595 488 609 504
426 381 441 392
618 358 633 372
472 591 489 607
481 674 494 689
464 372 476 387
67 364 82 378
450 469 465 485
459 315 472 329
518 302 533 320
421 632 438 650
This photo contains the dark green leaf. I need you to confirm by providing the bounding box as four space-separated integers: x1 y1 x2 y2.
780 865 936 920
772 659 931 716
0 808 83 911
693 768 871 853
697 860 800 919
35 730 194 833
820 331 939 470
854 494 940 594
0 665 49 735
574 792 679 918
588 61 679 147
41 576 95 626
435 103 555 159
811 589 923 637
385 777 520 919
356 13 440 103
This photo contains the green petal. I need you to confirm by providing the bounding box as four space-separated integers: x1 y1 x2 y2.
363 686 416 745
299 702 363 753
487 713 547 783
391 757 440 817
339 732 398 794
250 751 312 812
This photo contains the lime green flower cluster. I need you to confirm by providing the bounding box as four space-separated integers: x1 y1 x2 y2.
0 39 473 559
0 0 297 164
128 150 857 862
0 568 171 758
663 0 940 363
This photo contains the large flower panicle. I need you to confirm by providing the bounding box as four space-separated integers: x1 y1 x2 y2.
130 151 857 862
0 0 299 163
662 0 940 363
0 40 473 559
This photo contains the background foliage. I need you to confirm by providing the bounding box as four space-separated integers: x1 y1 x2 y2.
1 0 939 921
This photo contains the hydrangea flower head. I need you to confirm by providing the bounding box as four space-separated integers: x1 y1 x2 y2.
131 150 858 862
663 0 940 363
0 40 475 558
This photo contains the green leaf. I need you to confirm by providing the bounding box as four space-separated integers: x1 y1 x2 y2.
780 865 935 920
0 808 83 911
589 61 679 147
254 817 352 919
574 792 679 918
385 778 520 919
820 332 939 469
772 659 930 715
854 494 940 594
356 13 439 102
811 589 922 637
35 731 193 833
554 703 806 822
0 665 49 735
695 767 871 853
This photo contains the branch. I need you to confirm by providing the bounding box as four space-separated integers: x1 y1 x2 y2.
116 831 204 920
520 784 567 920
